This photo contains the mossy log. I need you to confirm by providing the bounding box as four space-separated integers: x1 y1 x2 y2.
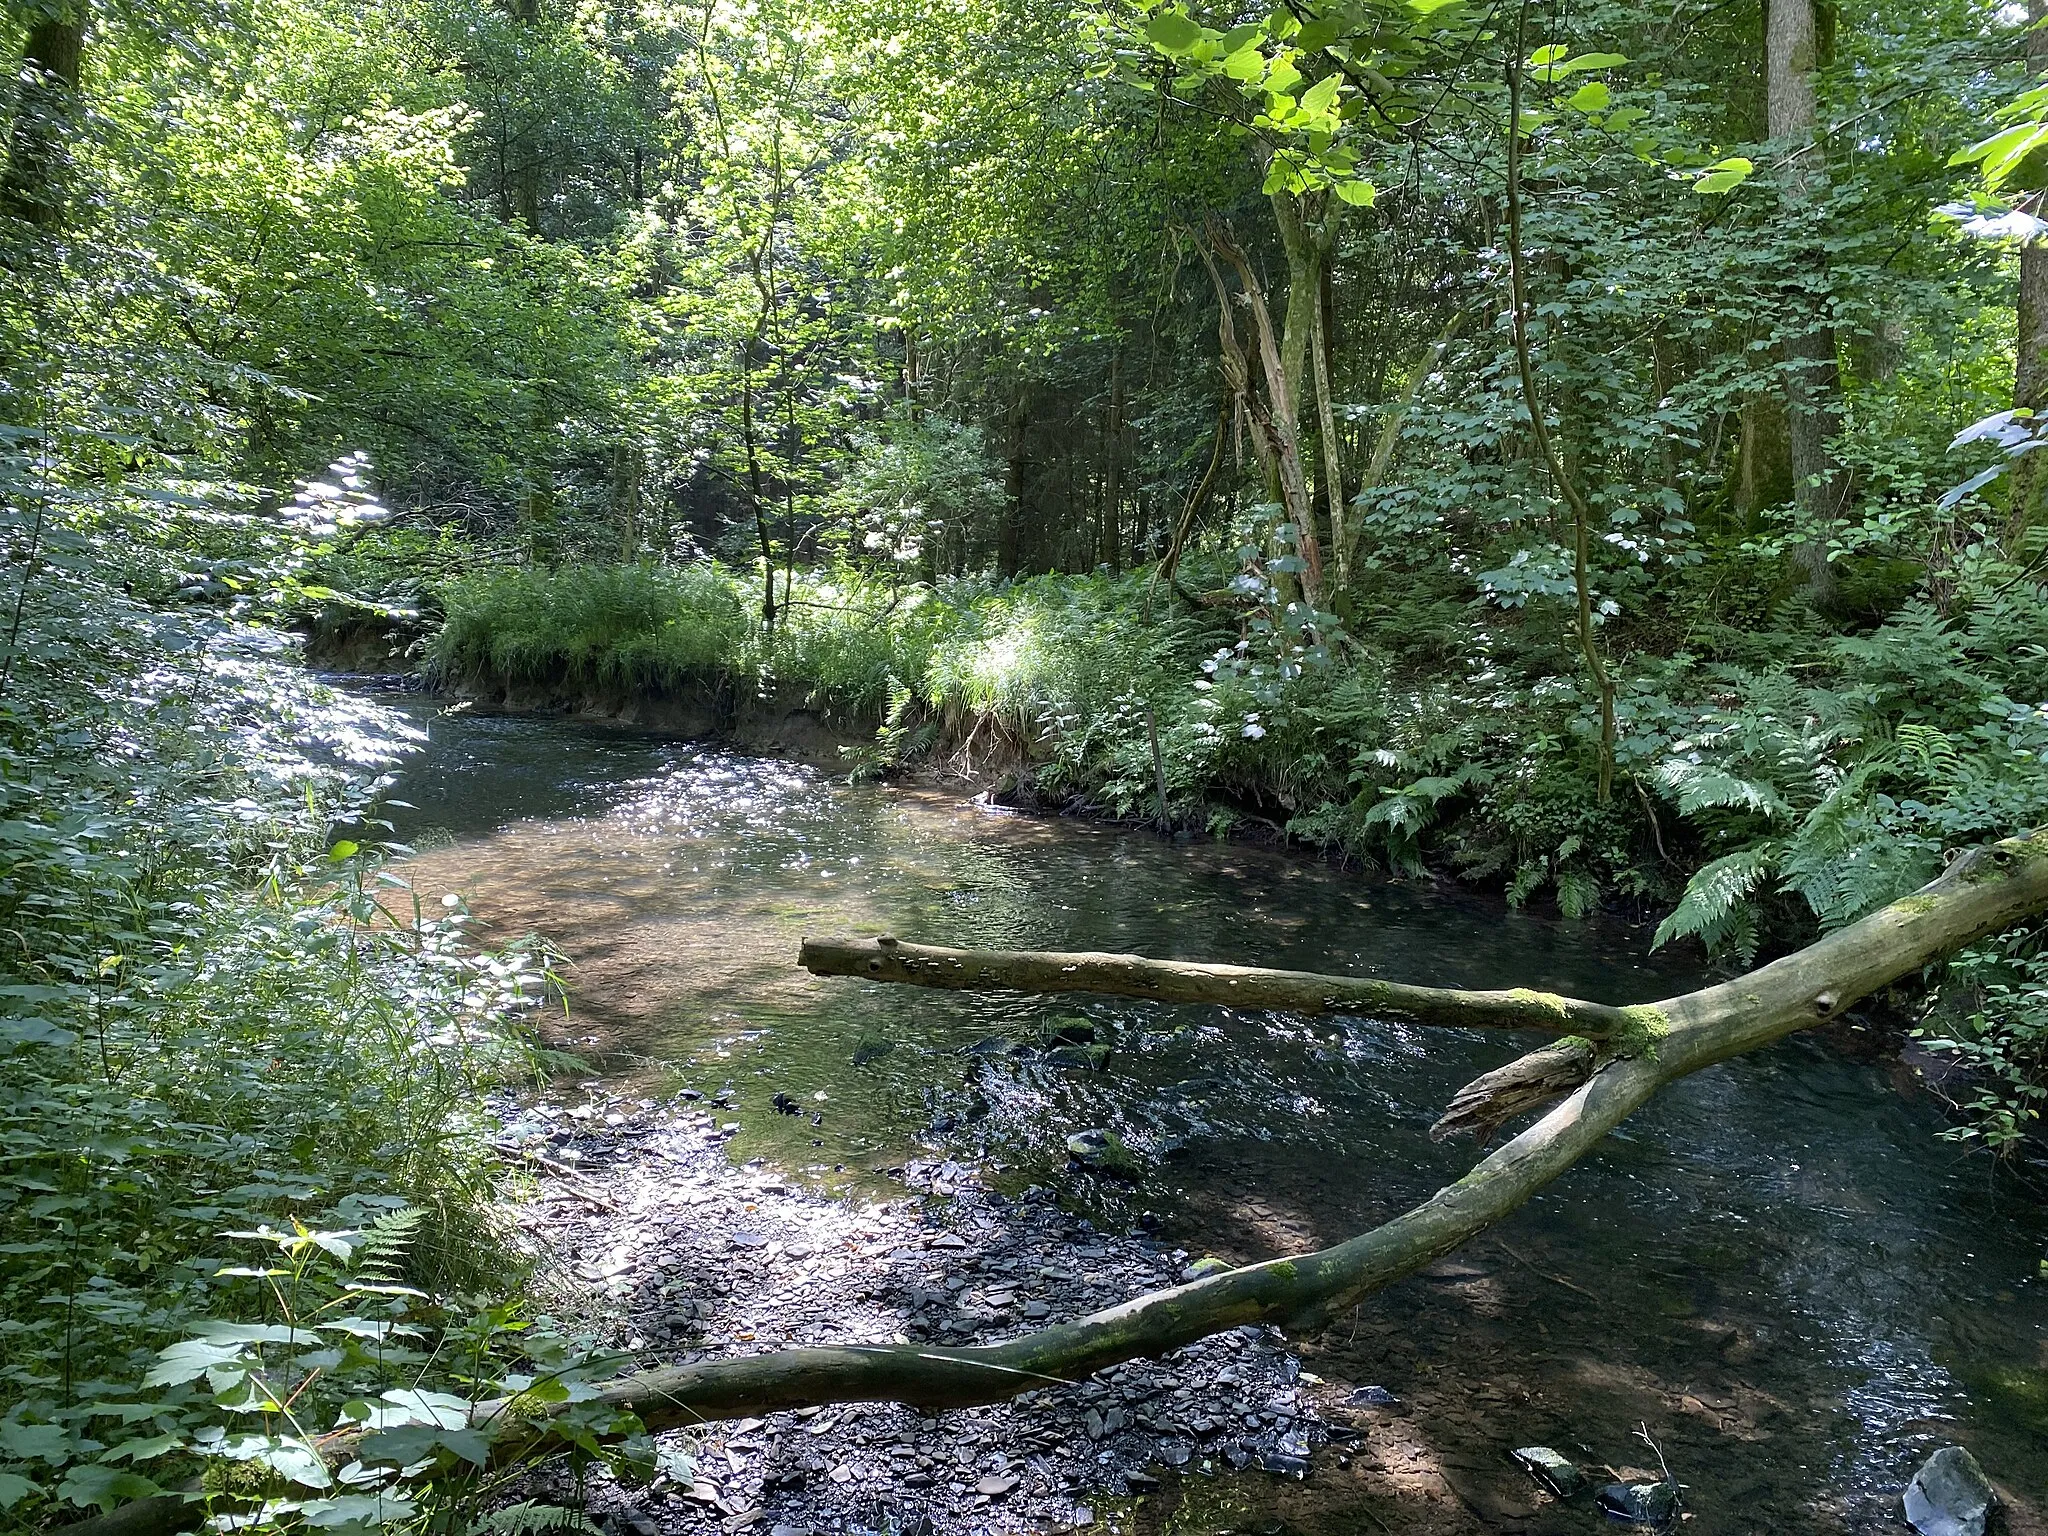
61 832 2048 1536
797 934 1633 1036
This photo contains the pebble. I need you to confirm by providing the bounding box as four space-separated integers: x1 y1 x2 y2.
508 1096 1335 1536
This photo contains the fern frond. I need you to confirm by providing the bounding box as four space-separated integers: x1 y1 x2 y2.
1653 843 1780 953
480 1502 604 1536
353 1205 428 1284
1655 761 1792 822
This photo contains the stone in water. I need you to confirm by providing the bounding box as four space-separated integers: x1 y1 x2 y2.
1904 1446 1995 1536
1512 1445 1585 1498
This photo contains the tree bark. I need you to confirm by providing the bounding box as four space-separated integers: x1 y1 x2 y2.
999 386 1028 578
506 0 543 233
56 832 2048 1536
1198 222 1324 611
799 934 1634 1035
1504 32 1616 801
1766 0 1846 602
1309 267 1348 592
2 6 87 229
2010 0 2048 551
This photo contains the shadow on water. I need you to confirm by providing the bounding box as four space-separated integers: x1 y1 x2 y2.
381 697 2048 1535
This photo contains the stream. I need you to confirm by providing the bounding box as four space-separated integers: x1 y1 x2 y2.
378 696 2048 1535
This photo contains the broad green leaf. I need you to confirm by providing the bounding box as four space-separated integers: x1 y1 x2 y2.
1567 81 1609 112
0 1423 68 1463
57 1465 163 1512
0 1473 36 1509
1693 155 1754 195
1300 74 1340 117
1145 9 1203 52
1222 46 1265 80
1334 178 1377 206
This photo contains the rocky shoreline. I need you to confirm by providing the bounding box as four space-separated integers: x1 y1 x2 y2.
498 1090 1385 1536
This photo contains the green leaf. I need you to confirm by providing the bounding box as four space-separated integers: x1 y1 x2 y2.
1145 9 1203 52
0 1473 36 1509
1693 155 1754 195
1299 74 1340 117
327 840 360 861
1334 178 1377 206
1528 43 1568 65
1653 845 1778 952
143 1338 247 1388
57 1465 163 1512
1222 46 1265 80
0 1017 77 1048
0 1422 69 1463
1567 81 1609 112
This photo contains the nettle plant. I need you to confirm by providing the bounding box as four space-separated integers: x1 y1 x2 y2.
127 1216 661 1535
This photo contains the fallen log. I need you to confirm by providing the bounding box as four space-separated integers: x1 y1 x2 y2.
796 933 1632 1036
60 832 2048 1536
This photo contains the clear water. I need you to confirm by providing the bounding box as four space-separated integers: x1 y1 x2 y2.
382 699 2048 1534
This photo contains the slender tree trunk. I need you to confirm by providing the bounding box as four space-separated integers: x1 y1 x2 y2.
1199 222 1324 612
2009 0 2048 550
507 0 543 233
1099 353 1123 573
613 443 642 561
1766 0 1845 603
999 387 1027 578
1309 272 1347 592
2 7 87 229
1505 30 1615 801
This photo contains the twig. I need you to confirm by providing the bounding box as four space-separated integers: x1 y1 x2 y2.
1490 1239 1598 1300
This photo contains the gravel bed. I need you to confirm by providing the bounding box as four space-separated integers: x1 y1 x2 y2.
503 1094 1345 1535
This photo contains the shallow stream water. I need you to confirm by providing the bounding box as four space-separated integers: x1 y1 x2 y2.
380 698 2048 1535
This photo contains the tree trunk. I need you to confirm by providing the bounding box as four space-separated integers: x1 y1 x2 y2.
999 387 1027 578
507 0 543 233
2009 0 2048 551
1505 38 1615 801
1198 222 1323 612
613 443 642 561
1098 352 1123 573
1766 0 1845 603
1309 267 1347 592
798 935 1634 1036
2 7 86 229
57 832 2048 1536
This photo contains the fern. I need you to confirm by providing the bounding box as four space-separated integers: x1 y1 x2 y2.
1653 843 1780 957
1655 760 1792 821
352 1205 428 1286
480 1502 604 1536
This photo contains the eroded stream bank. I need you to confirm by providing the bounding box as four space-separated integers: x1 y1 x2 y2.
376 695 2048 1536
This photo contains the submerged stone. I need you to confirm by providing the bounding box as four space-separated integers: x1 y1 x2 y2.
1065 1128 1138 1178
1904 1445 1995 1536
1046 1016 1097 1045
1046 1043 1112 1071
1511 1445 1586 1498
1595 1481 1677 1526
